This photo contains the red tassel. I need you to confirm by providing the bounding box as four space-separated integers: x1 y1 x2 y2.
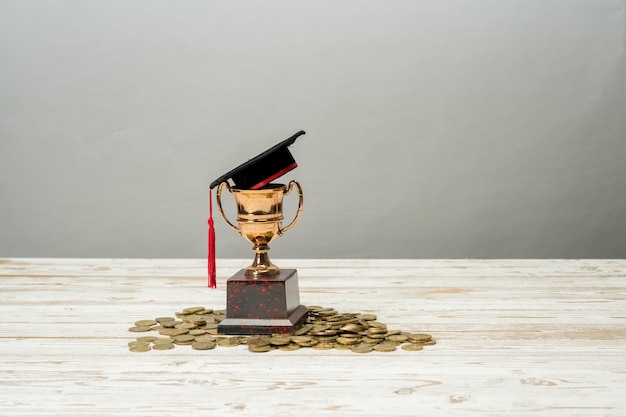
208 188 217 288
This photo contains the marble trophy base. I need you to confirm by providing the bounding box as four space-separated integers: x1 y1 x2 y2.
217 268 308 335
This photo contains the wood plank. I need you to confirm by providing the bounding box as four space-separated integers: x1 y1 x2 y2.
0 258 625 416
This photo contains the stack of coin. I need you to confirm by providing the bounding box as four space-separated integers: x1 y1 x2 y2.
128 306 435 354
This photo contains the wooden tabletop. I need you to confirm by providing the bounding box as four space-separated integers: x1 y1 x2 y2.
1 258 625 416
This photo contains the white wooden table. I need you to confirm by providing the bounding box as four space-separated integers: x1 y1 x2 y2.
1 258 625 417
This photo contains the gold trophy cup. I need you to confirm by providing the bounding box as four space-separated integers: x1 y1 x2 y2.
215 180 308 335
216 181 303 278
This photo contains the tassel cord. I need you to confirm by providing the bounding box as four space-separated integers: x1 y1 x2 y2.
208 188 217 288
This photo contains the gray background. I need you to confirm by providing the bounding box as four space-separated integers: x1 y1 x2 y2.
1 0 625 259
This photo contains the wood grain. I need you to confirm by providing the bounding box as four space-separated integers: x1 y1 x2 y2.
1 258 625 416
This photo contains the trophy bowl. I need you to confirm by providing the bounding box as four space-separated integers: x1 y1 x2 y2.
216 180 303 278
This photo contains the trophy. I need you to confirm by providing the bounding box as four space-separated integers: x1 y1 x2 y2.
209 131 308 335
216 181 303 278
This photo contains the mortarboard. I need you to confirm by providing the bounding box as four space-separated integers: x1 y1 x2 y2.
207 130 306 288
210 130 306 190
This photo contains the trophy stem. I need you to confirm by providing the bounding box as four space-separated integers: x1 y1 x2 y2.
246 243 280 278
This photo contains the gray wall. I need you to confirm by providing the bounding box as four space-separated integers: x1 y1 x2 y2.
1 0 625 259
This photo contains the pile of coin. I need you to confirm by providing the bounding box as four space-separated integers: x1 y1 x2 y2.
128 305 435 354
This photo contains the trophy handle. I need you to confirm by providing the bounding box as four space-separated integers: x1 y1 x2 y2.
279 180 303 236
216 182 241 235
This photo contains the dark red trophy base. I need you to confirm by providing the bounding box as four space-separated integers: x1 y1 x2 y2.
217 269 308 335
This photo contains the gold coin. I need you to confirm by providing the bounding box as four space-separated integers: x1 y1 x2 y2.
194 334 217 343
336 336 360 346
128 326 152 332
152 342 175 350
128 341 150 348
183 307 205 314
314 335 337 344
294 324 314 336
387 334 409 343
385 330 402 337
155 317 176 323
269 336 292 346
152 337 173 345
358 314 377 321
175 322 197 330
136 336 158 343
248 344 273 353
192 341 217 350
247 337 270 347
310 329 337 337
326 314 350 322
135 319 157 327
278 343 301 351
423 339 436 346
302 340 320 348
373 343 397 352
129 344 151 352
351 344 373 354
312 343 334 350
294 338 318 347
175 321 196 329
310 324 331 332
168 328 189 337
408 333 432 343
183 315 206 325
189 329 208 336
367 326 388 333
202 317 220 325
401 343 424 351
173 334 196 345
341 323 365 333
217 338 240 347
161 320 182 328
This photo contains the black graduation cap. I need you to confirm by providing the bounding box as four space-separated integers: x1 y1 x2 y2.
209 130 305 190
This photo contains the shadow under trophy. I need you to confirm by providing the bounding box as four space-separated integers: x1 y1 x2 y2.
215 180 308 334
